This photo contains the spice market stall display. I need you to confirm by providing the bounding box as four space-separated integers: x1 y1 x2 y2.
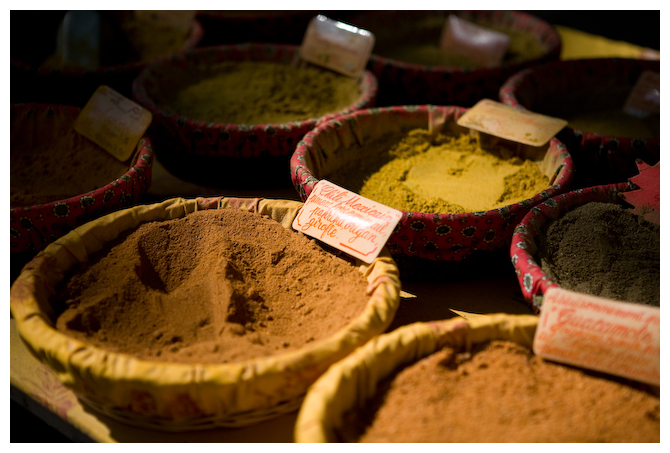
294 314 659 442
10 102 154 279
9 196 401 431
500 58 660 189
132 43 377 189
347 10 561 107
290 105 574 277
510 163 659 313
11 11 203 107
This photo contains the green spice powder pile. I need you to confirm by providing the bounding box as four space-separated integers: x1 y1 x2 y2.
163 61 361 125
329 129 549 214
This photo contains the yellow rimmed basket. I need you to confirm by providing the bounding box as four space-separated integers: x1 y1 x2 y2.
9 196 401 431
294 314 537 442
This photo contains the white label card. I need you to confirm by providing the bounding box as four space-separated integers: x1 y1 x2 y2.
73 85 152 162
457 99 567 147
299 15 375 78
533 287 660 386
292 180 402 264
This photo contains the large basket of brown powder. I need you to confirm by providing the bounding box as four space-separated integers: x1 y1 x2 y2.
10 103 154 257
500 58 660 189
294 314 660 442
291 105 574 268
132 43 378 188
9 197 400 431
347 10 561 107
510 181 659 313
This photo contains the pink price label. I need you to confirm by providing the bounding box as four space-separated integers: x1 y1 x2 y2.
74 85 152 162
533 287 660 386
292 180 402 264
457 99 567 147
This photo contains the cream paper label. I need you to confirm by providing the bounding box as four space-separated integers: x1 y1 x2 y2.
457 99 567 147
74 85 152 162
533 287 660 386
292 180 402 264
299 15 375 78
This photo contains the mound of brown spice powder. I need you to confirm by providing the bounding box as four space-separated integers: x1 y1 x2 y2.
10 127 129 208
339 340 660 442
55 208 372 364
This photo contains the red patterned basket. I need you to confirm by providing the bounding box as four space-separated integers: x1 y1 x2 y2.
348 10 561 107
10 103 154 255
290 105 574 263
10 19 203 107
510 182 635 313
132 43 378 189
500 58 660 189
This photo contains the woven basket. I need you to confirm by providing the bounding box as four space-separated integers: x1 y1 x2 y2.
500 58 660 189
291 105 574 263
9 197 401 431
349 10 561 107
294 314 538 442
132 43 378 188
11 18 203 107
10 103 154 255
510 182 636 313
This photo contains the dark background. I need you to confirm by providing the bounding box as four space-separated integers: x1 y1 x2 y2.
525 10 660 50
10 8 660 444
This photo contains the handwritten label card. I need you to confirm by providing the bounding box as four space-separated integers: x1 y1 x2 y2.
457 99 567 147
292 180 402 263
533 287 660 386
299 15 375 78
74 85 152 162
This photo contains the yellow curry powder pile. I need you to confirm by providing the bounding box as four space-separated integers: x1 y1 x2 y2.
162 61 361 125
330 129 549 214
339 340 659 442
